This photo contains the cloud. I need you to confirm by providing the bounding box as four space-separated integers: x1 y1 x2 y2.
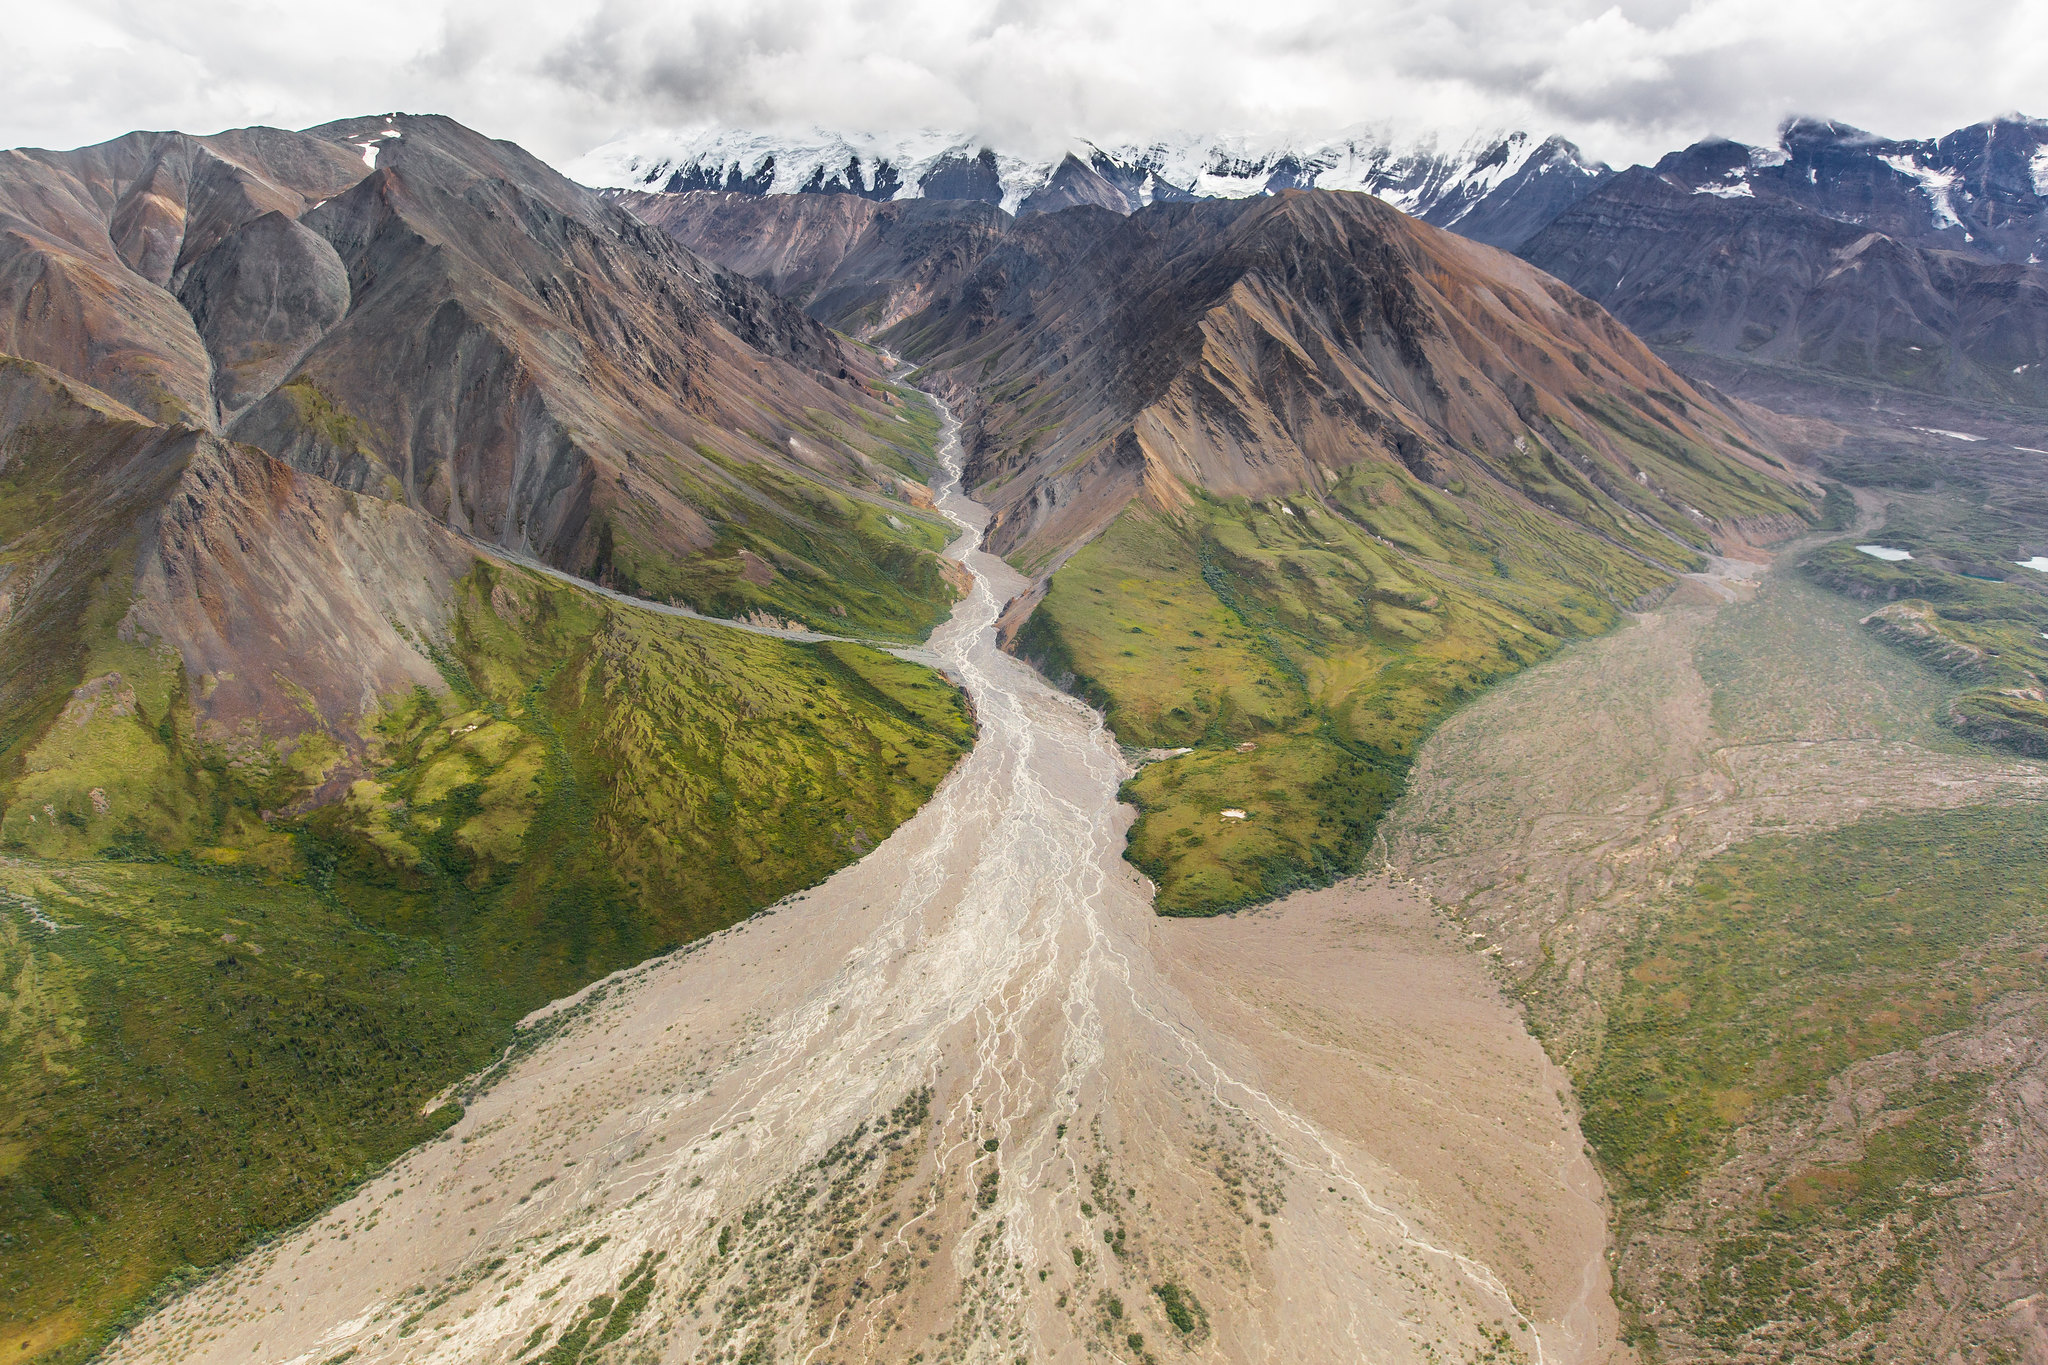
7 0 2042 169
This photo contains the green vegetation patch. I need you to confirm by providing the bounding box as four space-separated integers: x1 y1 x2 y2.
850 381 946 481
1152 1281 1207 1338
1803 500 2048 756
1696 1076 1987 1348
305 563 976 964
600 390 961 643
0 561 974 1362
1582 802 2048 1204
1022 461 1678 913
1577 801 2048 1354
0 858 489 1362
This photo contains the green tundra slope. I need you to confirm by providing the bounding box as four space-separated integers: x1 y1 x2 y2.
1016 469 1681 914
1578 802 2048 1357
0 361 974 1363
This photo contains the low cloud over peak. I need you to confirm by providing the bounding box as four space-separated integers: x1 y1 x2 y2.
11 0 2042 170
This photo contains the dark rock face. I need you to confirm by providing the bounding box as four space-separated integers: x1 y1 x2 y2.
177 210 350 424
617 190 1012 332
661 154 778 195
1431 135 1616 250
1016 154 1139 215
1522 166 2048 408
1646 115 2048 264
917 149 1004 204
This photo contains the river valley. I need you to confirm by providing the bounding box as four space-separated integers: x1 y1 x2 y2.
107 401 1617 1365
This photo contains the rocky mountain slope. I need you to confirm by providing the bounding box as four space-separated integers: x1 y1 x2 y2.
1647 115 2048 263
856 188 1814 911
615 190 1010 334
1522 116 2048 410
1 115 963 638
574 125 1611 249
0 126 369 422
0 113 986 1363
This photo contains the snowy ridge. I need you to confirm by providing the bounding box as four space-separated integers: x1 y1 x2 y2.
565 123 1610 229
1651 113 2048 260
569 126 1009 201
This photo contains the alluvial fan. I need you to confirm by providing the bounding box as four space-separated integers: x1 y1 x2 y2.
108 403 1603 1365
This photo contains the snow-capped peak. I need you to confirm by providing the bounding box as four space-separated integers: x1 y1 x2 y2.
565 123 1612 245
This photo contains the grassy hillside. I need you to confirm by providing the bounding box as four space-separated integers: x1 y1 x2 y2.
592 383 963 642
1018 459 1678 913
903 190 1814 913
1577 801 2048 1357
0 562 974 1363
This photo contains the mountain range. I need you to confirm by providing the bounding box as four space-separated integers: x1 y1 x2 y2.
569 125 1612 250
1525 116 2048 410
593 115 2048 411
0 114 964 636
5 99 2047 1365
628 173 1816 910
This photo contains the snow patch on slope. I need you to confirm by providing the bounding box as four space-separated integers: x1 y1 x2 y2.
1879 153 1964 230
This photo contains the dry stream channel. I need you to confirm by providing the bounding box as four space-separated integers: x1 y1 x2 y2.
110 403 1617 1365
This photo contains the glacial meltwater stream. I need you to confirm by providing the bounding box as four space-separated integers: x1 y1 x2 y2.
110 400 1610 1365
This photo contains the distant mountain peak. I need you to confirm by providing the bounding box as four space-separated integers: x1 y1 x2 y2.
1638 111 2048 262
566 124 1613 250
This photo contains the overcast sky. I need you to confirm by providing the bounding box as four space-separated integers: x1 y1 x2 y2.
12 0 2043 169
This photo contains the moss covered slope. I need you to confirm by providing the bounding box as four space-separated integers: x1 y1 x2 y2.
0 365 975 1363
1018 456 1684 912
1576 802 2048 1357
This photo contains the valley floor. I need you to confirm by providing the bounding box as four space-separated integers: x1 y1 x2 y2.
104 408 1617 1365
103 464 2048 1364
1382 500 2048 1362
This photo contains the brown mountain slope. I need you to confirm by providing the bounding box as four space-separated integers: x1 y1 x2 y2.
2 115 961 639
229 115 960 637
896 191 1805 569
0 127 367 422
0 353 474 815
616 188 1011 333
873 189 1816 910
